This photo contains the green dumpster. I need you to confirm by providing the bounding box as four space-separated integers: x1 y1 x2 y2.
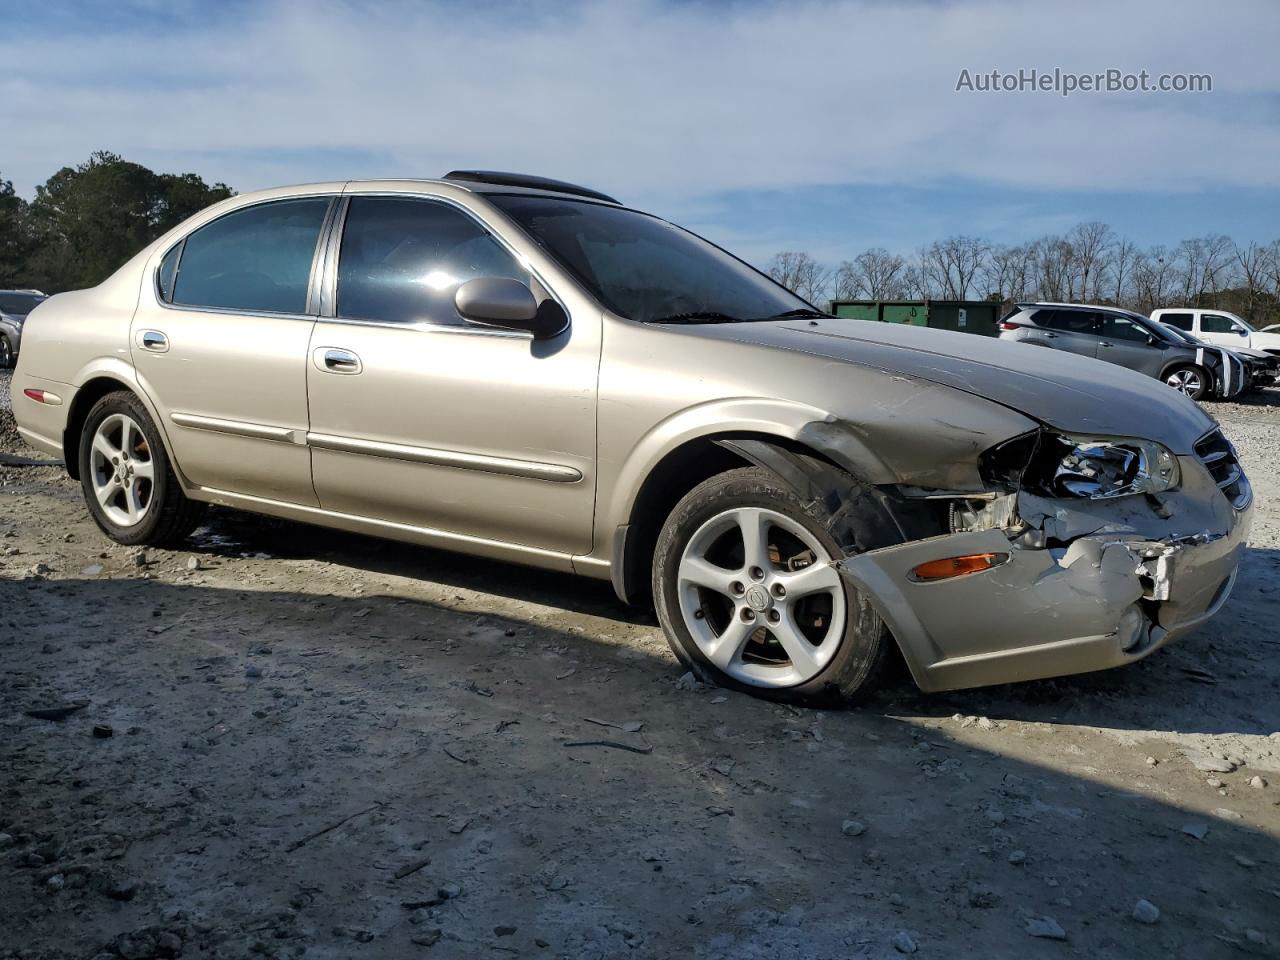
829 299 1000 337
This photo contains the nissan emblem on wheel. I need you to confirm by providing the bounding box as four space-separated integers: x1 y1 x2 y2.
12 171 1251 704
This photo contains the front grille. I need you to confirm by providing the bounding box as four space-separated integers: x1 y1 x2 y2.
1194 429 1251 510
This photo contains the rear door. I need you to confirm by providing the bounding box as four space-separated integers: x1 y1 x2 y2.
133 195 335 504
304 193 599 559
1028 309 1101 358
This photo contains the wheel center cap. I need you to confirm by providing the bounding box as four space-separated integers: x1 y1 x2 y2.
745 585 771 612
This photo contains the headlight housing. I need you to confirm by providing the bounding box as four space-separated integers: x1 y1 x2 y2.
981 431 1181 500
1048 436 1180 499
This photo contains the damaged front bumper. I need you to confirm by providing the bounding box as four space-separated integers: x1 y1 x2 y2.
841 454 1252 692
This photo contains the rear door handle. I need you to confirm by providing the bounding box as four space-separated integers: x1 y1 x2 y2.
1042 332 1058 339
137 330 169 352
315 347 362 374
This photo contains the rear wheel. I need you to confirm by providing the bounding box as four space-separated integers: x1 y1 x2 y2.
1164 364 1209 400
653 466 896 705
0 335 13 369
78 391 206 546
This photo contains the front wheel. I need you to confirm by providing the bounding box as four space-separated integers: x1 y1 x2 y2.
1164 364 1209 401
79 391 206 546
652 467 895 705
0 335 14 369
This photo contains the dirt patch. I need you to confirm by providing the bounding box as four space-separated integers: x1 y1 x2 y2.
2 369 1278 959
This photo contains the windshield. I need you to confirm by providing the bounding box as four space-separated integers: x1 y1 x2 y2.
0 293 44 315
1160 324 1207 346
487 195 814 323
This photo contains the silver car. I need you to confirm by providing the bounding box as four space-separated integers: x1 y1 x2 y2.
11 172 1252 703
0 289 47 368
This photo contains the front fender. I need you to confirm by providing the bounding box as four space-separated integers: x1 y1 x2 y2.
598 397 895 539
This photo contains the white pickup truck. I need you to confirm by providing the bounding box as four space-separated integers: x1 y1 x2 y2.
1152 308 1280 356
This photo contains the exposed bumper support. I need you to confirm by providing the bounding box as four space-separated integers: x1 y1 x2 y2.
840 460 1252 693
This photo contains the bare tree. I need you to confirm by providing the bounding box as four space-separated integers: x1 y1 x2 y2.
900 263 929 299
918 236 989 299
1132 245 1174 313
1067 221 1113 302
833 248 907 300
1233 240 1271 325
766 251 830 306
1111 238 1137 305
981 243 1035 302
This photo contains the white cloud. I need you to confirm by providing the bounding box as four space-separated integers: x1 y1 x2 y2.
1 0 1277 204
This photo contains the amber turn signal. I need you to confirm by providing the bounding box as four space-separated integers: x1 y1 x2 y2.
909 552 1009 582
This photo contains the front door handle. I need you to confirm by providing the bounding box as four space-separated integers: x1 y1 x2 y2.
1042 332 1058 339
315 347 362 374
1098 341 1114 348
138 330 169 352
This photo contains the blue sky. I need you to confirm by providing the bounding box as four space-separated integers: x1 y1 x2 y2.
2 0 1278 267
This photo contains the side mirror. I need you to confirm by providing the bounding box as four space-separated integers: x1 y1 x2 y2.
454 277 566 339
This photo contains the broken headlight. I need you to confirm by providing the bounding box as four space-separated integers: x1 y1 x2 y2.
981 431 1180 500
1043 435 1180 499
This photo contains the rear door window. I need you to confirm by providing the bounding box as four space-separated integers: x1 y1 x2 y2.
171 198 331 314
1036 309 1098 334
1160 312 1193 331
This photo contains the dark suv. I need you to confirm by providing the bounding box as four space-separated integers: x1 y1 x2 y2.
998 302 1246 400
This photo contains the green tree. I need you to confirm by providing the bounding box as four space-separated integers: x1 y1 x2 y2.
23 152 232 293
0 172 33 287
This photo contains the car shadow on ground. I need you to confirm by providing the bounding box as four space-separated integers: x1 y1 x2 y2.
189 508 1279 740
1 570 1277 959
190 507 653 627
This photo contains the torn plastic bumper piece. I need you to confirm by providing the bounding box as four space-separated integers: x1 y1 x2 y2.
839 516 1250 693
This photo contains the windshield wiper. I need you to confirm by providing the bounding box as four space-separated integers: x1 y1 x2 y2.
766 308 831 319
647 311 746 325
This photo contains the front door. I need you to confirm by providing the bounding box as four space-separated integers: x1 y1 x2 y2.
1094 313 1164 377
1199 312 1251 349
131 195 334 505
305 194 599 559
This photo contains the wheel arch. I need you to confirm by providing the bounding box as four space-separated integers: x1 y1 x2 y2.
609 427 929 606
62 361 177 483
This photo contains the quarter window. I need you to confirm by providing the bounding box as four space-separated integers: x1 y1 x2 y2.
336 197 529 325
1160 312 1193 331
157 242 182 302
171 198 330 314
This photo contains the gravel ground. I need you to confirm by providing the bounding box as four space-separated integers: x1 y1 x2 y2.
2 366 1278 960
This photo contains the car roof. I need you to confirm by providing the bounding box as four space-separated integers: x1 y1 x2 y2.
1017 301 1126 312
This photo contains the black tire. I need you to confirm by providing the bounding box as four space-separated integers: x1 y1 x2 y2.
0 335 13 369
652 465 899 706
1162 364 1210 401
78 390 206 547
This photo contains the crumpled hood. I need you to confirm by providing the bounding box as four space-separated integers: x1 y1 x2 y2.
692 318 1217 454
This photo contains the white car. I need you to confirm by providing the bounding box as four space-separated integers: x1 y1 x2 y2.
1152 308 1280 357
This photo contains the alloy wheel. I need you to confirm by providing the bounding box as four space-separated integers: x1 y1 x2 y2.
89 413 155 527
1166 369 1203 396
676 507 846 687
